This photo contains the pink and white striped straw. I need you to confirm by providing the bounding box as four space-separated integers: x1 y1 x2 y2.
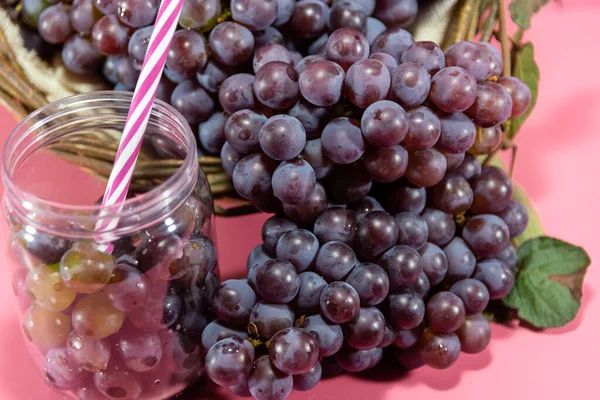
96 0 184 252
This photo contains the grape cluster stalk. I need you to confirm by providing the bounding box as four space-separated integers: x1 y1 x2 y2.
7 0 534 399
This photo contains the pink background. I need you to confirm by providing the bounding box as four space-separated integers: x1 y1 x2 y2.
0 0 599 398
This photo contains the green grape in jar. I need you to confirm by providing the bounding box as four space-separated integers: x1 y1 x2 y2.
26 264 76 311
60 243 116 294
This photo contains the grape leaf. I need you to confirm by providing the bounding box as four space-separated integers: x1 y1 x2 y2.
508 42 539 139
503 237 591 328
509 0 550 30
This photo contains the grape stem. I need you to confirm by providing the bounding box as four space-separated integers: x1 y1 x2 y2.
479 1 498 43
496 0 512 77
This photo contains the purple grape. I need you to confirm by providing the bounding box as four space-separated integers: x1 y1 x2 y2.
70 0 100 34
395 345 425 370
469 125 503 155
116 0 158 28
293 272 327 314
231 0 278 31
426 291 466 333
445 41 490 82
45 348 88 389
255 259 300 303
378 325 398 348
371 27 414 62
253 43 293 72
315 241 357 282
254 61 300 110
443 237 477 283
438 112 477 154
248 355 293 400
360 100 408 148
352 196 385 220
170 80 214 124
471 166 514 214
401 41 445 75
387 290 425 330
300 139 333 180
429 173 474 214
421 208 456 246
39 4 72 44
343 306 386 349
390 62 431 107
395 212 429 250
262 216 298 255
313 207 358 245
335 344 373 372
295 55 326 74
325 27 369 70
345 262 389 306
127 25 151 68
497 243 518 270
355 210 398 261
221 142 242 177
293 361 322 391
274 0 295 26
450 279 490 315
365 17 387 45
374 0 418 28
457 314 491 354
498 76 532 117
345 58 391 108
206 337 255 386
321 117 365 164
115 57 139 89
198 112 226 155
393 325 424 351
453 153 482 180
481 42 503 78
419 328 461 369
283 183 328 224
254 26 285 49
179 0 221 29
467 82 513 127
117 328 162 372
208 22 254 66
250 301 295 339
496 199 529 238
328 161 373 203
290 0 330 40
462 214 510 258
429 67 477 113
276 229 319 272
91 14 130 56
299 60 345 107
369 51 397 73
379 245 423 290
363 144 408 183
232 153 277 201
213 280 257 326
224 109 266 154
402 106 441 150
104 260 149 312
300 314 344 357
472 259 514 299
417 242 448 285
102 55 123 84
201 320 249 352
62 35 102 74
329 0 367 32
218 74 256 115
67 332 111 372
405 148 447 187
383 182 427 214
272 158 317 205
320 282 360 323
269 327 319 374
258 115 307 161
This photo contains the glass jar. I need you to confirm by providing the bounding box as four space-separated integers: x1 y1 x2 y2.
1 92 219 399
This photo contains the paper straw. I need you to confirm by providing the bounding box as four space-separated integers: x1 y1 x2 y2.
96 0 185 252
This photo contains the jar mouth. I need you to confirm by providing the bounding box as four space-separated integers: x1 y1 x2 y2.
2 91 198 238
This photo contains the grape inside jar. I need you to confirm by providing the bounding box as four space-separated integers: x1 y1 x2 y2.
1 92 219 399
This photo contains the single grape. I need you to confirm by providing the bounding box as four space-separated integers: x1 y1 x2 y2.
395 212 429 250
335 344 373 372
363 144 408 183
134 232 184 274
290 0 330 39
22 305 70 348
221 143 242 177
360 100 408 149
496 199 529 238
269 327 319 374
481 42 503 78
321 117 365 164
93 359 142 399
253 43 293 72
231 0 277 31
343 306 386 350
255 259 300 303
320 282 360 323
383 182 427 214
352 196 385 220
67 332 111 372
262 216 298 255
164 285 183 328
170 80 214 124
115 57 139 89
45 348 88 389
103 261 149 313
206 337 255 387
471 166 514 214
387 290 425 330
498 76 532 117
249 301 295 339
213 280 257 327
373 0 418 28
392 324 423 349
329 0 367 32
272 158 317 205
248 355 293 400
26 264 76 311
466 82 513 127
419 328 461 369
201 320 249 352
325 27 369 70
462 214 510 258
405 148 447 187
60 243 115 294
401 41 444 75
371 27 414 62
445 41 490 82
345 58 391 108
91 14 130 56
69 0 101 34
315 241 357 282
427 292 466 333
219 74 256 115
379 245 423 290
450 279 490 315
254 61 300 110
472 259 514 299
276 229 320 272
429 67 477 113
378 324 398 348
437 112 477 154
443 237 476 283
208 22 254 66
497 243 518 270
62 35 102 74
429 173 474 214
443 151 466 170
469 125 502 155
365 17 386 45
457 314 491 354
421 208 456 246
299 60 345 107
117 328 162 372
225 110 267 154
313 207 358 245
198 112 226 155
293 361 322 391
328 161 373 203
127 25 152 68
259 115 307 161
355 210 398 261
72 292 125 340
401 106 440 150
116 0 158 28
370 346 385 367
345 262 389 306
300 314 344 357
293 272 327 314
390 62 430 108
39 4 72 44
418 242 448 285
102 55 123 84
452 153 482 180
166 29 208 78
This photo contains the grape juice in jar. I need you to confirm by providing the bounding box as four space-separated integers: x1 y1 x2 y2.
1 92 218 399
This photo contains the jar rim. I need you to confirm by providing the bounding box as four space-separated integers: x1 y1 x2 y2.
2 91 199 237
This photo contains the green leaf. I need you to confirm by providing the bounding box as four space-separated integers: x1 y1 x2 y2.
509 0 550 30
508 42 540 139
503 237 591 328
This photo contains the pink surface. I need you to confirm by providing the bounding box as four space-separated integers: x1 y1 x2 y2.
1 1 599 399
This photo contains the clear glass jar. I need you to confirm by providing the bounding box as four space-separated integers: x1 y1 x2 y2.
1 92 219 399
